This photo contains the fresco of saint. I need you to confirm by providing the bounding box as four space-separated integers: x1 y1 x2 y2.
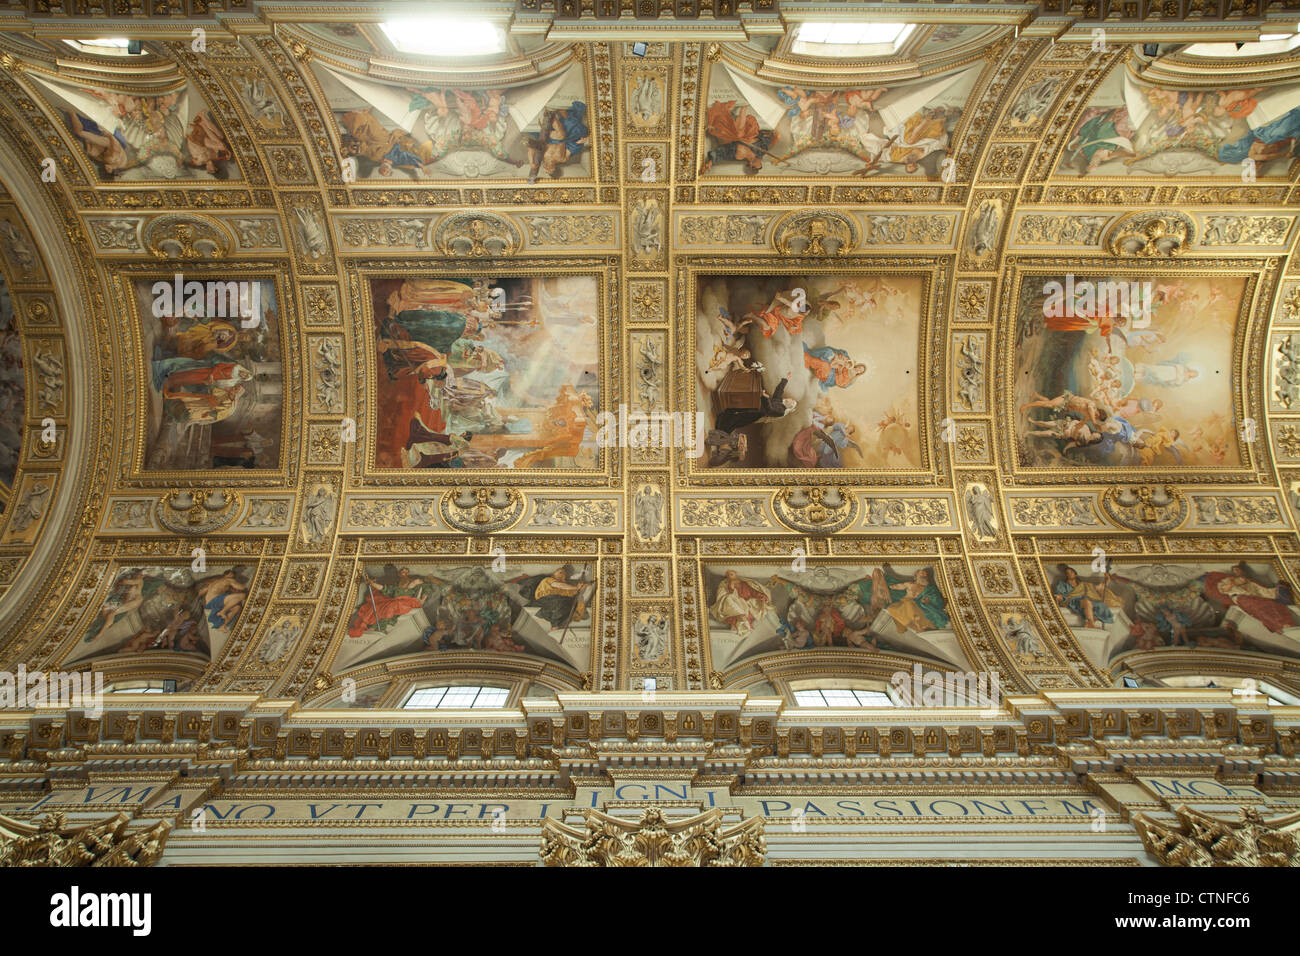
32 75 238 181
696 275 922 469
1060 72 1300 177
1052 562 1300 667
135 279 282 471
1014 274 1242 468
370 275 599 470
700 64 977 177
71 565 252 663
314 63 590 181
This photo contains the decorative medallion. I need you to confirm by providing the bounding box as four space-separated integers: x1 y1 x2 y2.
1103 210 1193 257
157 489 240 534
1099 485 1189 532
441 487 525 533
772 210 857 256
142 214 231 260
772 486 857 533
433 212 522 257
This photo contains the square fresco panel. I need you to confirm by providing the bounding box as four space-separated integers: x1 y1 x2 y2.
695 274 924 469
136 278 283 471
70 565 253 664
1052 561 1300 667
370 275 599 469
704 563 965 672
1014 273 1243 469
313 63 590 182
1058 71 1300 177
335 562 595 672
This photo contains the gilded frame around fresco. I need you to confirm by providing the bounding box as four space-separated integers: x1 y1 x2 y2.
114 263 297 487
678 254 946 486
998 258 1270 485
346 256 617 486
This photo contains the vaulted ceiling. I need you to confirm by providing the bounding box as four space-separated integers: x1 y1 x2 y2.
0 0 1298 708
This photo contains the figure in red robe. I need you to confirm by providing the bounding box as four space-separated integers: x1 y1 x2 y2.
347 571 425 637
1203 564 1296 634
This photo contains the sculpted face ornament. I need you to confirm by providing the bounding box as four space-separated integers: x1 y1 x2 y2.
773 485 856 533
442 487 524 533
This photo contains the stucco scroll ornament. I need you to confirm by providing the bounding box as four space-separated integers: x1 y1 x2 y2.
773 210 857 256
143 214 231 260
434 212 521 257
441 487 524 533
1099 484 1188 532
0 812 171 867
157 488 240 534
773 485 857 533
1103 210 1193 257
540 807 765 867
1133 806 1300 867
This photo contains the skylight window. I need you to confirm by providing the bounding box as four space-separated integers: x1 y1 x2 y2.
403 685 510 709
62 38 142 56
791 22 916 57
379 18 506 57
1182 28 1300 57
793 689 895 708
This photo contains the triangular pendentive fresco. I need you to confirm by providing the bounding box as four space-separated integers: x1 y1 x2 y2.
1060 69 1300 177
30 73 240 182
701 63 979 177
335 562 594 672
312 62 590 182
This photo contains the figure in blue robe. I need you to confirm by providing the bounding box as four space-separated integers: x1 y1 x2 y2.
1217 105 1300 164
551 101 588 157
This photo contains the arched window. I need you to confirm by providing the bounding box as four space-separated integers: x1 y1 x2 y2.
401 684 510 709
1153 675 1299 706
788 678 897 707
103 679 179 694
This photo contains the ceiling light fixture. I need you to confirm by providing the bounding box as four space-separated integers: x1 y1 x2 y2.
379 18 506 57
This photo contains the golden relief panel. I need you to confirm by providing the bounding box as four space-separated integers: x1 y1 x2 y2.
0 13 1293 700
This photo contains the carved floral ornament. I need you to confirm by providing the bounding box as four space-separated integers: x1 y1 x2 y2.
540 807 765 867
0 812 171 867
1132 806 1300 867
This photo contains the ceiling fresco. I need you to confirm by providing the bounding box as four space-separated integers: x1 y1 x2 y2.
0 0 1297 711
